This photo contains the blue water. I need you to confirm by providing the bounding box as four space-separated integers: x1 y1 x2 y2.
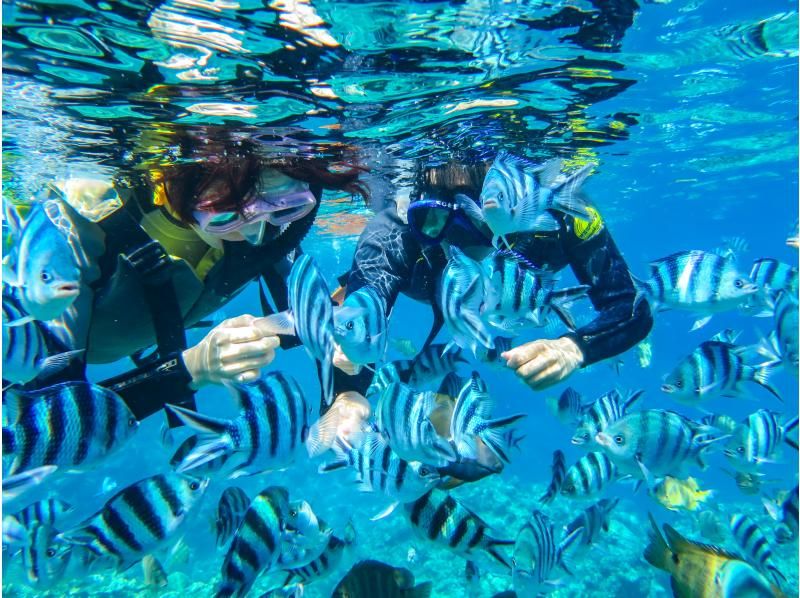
3 0 799 596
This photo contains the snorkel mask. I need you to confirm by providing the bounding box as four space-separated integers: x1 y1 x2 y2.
193 171 317 245
407 196 492 249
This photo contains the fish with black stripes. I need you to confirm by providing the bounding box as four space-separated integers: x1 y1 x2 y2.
749 258 798 299
22 523 72 587
546 387 584 427
661 338 781 403
3 382 139 476
482 250 588 334
375 382 456 467
764 485 798 544
169 434 231 475
563 498 619 553
559 452 620 500
365 362 407 399
512 510 582 596
479 152 593 247
216 487 250 548
319 433 440 520
595 409 722 483
539 450 566 504
330 559 432 598
167 373 310 476
450 371 526 464
570 388 643 447
724 409 799 474
333 286 388 367
632 250 758 329
11 498 72 530
729 513 785 585
274 522 357 591
408 343 469 387
58 472 208 571
404 488 513 569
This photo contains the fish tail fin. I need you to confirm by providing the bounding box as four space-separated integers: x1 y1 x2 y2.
165 405 234 472
762 497 782 521
551 164 595 220
166 404 229 435
622 389 645 413
643 513 671 572
539 450 566 504
783 417 798 450
305 404 342 458
548 285 590 330
480 414 527 463
559 525 583 555
630 273 652 315
487 539 514 570
751 362 782 402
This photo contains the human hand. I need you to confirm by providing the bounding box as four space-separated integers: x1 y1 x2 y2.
502 337 584 390
182 314 280 387
333 343 362 375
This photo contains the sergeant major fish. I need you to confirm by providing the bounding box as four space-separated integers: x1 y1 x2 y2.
729 513 785 585
59 473 208 571
405 488 512 569
3 200 81 324
632 250 758 328
168 373 309 477
546 387 584 427
539 450 566 504
22 523 71 587
512 510 582 596
570 388 643 447
3 382 139 476
559 452 619 500
333 286 388 367
479 152 593 248
763 485 798 544
216 487 250 548
661 339 781 403
724 409 798 474
563 498 619 553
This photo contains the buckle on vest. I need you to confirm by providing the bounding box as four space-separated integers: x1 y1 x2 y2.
123 240 172 285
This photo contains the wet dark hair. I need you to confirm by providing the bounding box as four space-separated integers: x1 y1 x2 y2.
412 161 491 204
148 134 369 224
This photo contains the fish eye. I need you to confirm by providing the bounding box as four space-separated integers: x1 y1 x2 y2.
734 279 744 288
419 466 430 476
614 435 625 445
497 191 504 201
346 321 354 331
737 446 745 454
128 417 137 427
190 481 200 490
41 270 53 283
289 509 297 517
46 548 56 557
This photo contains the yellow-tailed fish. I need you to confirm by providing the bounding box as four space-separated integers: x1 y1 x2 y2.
653 476 713 512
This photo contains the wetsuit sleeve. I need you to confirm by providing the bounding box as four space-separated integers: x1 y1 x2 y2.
560 213 653 366
344 207 423 312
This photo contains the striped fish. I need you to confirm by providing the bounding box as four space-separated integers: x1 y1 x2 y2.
287 254 336 405
216 487 250 548
168 373 309 476
661 340 781 402
438 372 467 399
375 382 456 467
2 292 79 386
563 498 619 551
512 510 581 596
724 409 799 474
438 247 494 357
320 433 440 516
480 152 593 247
169 434 231 474
217 486 289 598
546 387 584 427
570 388 643 446
281 522 356 588
482 250 588 333
539 450 566 504
13 498 72 530
764 485 798 544
700 413 738 434
59 473 208 570
450 372 526 464
750 258 798 298
633 250 758 317
729 514 785 584
560 452 619 500
3 382 139 475
404 489 512 568
365 362 407 399
23 523 71 587
409 343 468 387
596 409 722 481
333 286 388 366
773 291 799 372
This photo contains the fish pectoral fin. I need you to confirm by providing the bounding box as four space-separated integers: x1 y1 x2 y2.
369 502 399 521
689 315 713 331
4 315 35 327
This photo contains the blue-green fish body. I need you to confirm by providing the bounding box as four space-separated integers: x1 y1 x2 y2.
560 451 619 500
13 498 73 530
661 340 781 402
750 258 798 298
3 200 81 323
334 286 388 366
282 522 356 587
512 510 581 596
59 473 208 571
564 498 619 552
773 291 799 374
22 523 71 587
570 389 643 447
168 373 310 476
405 488 512 568
216 487 250 548
724 409 798 474
634 250 757 315
729 513 785 585
764 485 798 544
408 343 469 387
480 153 593 247
3 382 139 475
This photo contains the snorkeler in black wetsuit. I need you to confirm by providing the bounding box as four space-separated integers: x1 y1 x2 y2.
334 161 653 393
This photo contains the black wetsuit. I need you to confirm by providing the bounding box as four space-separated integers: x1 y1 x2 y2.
344 206 652 368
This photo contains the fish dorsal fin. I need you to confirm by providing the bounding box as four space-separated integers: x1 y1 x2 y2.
536 158 565 188
662 524 743 560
